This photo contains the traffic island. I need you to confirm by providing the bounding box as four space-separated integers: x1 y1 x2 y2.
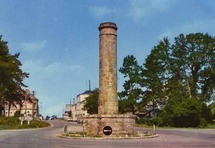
60 131 158 139
83 114 137 138
60 120 158 140
61 22 159 139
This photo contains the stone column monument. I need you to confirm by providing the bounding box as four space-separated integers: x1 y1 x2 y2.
83 22 136 138
98 22 118 115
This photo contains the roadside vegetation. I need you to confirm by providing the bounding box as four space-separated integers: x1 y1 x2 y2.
136 117 215 129
0 117 50 130
84 33 215 128
0 35 29 116
0 36 50 130
1 31 215 129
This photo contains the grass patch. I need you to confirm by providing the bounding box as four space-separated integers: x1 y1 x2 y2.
62 132 86 137
62 132 102 138
0 117 50 130
136 123 215 129
205 123 215 129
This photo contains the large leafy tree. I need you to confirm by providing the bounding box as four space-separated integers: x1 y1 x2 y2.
143 33 215 127
120 33 215 127
171 33 215 102
0 35 29 116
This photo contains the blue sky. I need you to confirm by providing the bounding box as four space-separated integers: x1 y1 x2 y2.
0 0 215 117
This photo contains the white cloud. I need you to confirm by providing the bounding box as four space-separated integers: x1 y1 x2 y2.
128 0 147 22
151 0 174 11
158 20 215 41
158 30 174 41
22 59 84 80
89 6 113 18
180 20 215 34
128 0 178 22
20 40 47 51
21 59 85 116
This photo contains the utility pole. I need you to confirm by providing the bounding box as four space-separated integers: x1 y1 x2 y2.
32 91 35 119
25 89 30 118
70 98 72 118
89 80 91 91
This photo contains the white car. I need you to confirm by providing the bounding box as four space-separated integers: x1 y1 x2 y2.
67 118 73 122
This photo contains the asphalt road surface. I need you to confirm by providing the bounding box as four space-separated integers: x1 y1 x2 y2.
0 120 215 148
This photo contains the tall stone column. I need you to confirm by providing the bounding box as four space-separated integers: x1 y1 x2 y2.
83 22 136 137
98 22 118 115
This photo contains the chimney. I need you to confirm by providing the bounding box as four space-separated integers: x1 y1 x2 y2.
98 22 118 115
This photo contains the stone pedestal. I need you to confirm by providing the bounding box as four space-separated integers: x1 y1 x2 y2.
83 114 136 137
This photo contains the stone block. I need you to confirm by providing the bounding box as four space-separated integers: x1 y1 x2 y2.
83 114 136 137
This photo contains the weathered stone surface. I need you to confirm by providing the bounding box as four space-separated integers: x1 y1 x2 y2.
83 114 136 137
98 22 118 115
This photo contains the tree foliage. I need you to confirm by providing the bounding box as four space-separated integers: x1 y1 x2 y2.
84 89 127 114
120 33 215 127
209 102 215 119
141 38 171 113
0 35 29 116
83 89 98 114
119 55 142 114
170 33 215 102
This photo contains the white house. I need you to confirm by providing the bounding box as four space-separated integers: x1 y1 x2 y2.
63 90 92 121
4 90 39 117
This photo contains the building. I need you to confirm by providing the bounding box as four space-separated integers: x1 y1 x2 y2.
4 90 39 117
64 103 76 120
63 90 92 121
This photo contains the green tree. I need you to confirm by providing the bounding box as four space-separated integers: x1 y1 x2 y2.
144 33 215 127
171 33 215 102
83 89 98 114
209 102 215 120
141 38 171 114
83 88 131 114
120 33 214 127
119 55 143 114
0 35 29 116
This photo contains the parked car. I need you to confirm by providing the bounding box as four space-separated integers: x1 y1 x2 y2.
67 118 73 122
51 115 57 120
77 119 83 124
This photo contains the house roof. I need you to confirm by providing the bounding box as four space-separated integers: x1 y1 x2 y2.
77 90 93 97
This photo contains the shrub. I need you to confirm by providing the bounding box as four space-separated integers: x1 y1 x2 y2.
159 96 210 127
0 117 50 130
14 111 21 117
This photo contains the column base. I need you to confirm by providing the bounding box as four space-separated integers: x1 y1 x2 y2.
83 114 136 138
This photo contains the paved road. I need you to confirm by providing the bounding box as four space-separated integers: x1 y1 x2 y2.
0 120 215 148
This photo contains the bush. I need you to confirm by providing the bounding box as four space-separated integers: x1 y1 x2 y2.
198 118 208 128
159 96 210 127
0 117 20 125
29 120 50 128
14 111 21 117
0 117 50 130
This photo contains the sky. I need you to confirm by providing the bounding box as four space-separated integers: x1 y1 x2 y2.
0 0 215 117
